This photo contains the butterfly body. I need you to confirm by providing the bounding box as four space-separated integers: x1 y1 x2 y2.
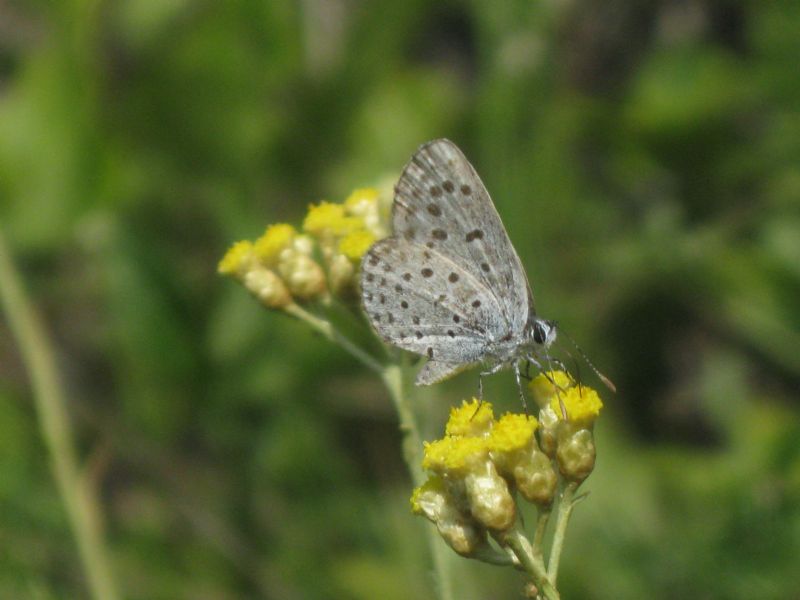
361 139 557 388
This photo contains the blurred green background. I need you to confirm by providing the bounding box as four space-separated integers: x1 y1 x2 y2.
1 1 799 598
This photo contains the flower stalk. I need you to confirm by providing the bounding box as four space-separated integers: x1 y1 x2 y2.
500 526 560 600
547 481 579 583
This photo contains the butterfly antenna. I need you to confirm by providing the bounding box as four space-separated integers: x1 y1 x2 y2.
558 328 617 393
558 346 583 394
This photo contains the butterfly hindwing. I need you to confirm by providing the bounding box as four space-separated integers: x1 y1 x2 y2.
361 237 506 364
415 360 472 385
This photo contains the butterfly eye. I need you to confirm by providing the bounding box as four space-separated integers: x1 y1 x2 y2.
533 321 547 345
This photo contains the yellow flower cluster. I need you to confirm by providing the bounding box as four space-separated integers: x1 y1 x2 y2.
412 373 605 556
218 187 390 308
412 399 558 554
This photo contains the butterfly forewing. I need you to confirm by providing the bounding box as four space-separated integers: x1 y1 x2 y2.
362 237 506 364
392 139 534 336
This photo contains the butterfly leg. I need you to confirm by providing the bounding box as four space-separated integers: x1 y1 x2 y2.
477 362 506 401
470 363 506 420
519 359 533 381
513 362 529 415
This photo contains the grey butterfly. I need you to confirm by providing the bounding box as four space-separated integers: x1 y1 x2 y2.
361 138 560 396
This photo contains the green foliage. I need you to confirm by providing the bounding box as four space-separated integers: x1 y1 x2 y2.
1 1 798 598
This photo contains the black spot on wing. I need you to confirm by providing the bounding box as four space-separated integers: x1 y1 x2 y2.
466 229 484 242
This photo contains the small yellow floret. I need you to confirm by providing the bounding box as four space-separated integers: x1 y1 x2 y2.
303 201 363 236
445 399 494 438
254 223 296 262
528 370 575 404
445 437 489 471
410 476 445 514
344 188 379 212
338 229 376 260
488 413 539 453
422 437 457 471
549 386 603 425
218 240 254 277
423 436 488 473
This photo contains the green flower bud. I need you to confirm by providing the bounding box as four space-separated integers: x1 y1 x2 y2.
556 427 596 482
411 478 487 557
463 459 516 531
511 447 558 506
242 267 292 309
537 405 560 457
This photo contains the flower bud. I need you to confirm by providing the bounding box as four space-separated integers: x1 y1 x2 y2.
556 427 596 482
278 253 327 300
411 478 487 557
537 405 560 457
292 234 315 256
463 458 516 531
511 448 558 506
242 267 292 309
327 253 356 297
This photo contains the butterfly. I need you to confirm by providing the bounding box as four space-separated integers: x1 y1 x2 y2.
360 138 590 401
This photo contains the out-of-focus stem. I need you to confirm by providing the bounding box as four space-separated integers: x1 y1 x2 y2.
285 302 383 372
0 231 120 600
382 362 454 600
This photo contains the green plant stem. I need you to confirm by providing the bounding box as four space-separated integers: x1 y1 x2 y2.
284 302 383 372
547 481 579 583
532 506 551 559
286 302 453 599
501 526 559 600
0 231 120 600
381 362 454 600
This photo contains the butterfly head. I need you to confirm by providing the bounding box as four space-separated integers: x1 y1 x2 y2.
530 318 558 348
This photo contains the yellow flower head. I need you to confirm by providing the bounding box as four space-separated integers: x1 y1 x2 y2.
303 201 363 236
445 399 494 438
423 436 489 473
344 187 380 214
549 386 603 426
488 413 539 453
218 240 255 277
254 223 296 264
528 370 575 405
338 229 376 260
